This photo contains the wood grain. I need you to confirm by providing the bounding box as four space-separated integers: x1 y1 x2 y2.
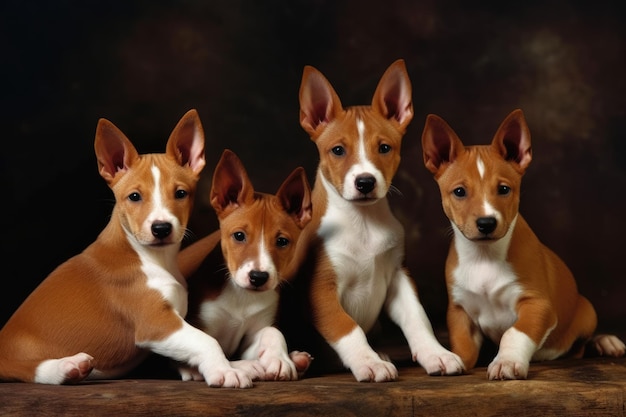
1 357 624 416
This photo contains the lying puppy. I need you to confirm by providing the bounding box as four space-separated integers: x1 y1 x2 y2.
178 149 313 381
280 59 464 382
421 108 626 379
0 110 256 387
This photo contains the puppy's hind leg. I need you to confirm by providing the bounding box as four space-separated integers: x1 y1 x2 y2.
568 295 624 358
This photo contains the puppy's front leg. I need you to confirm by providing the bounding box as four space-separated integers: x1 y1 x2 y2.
141 321 254 388
311 278 396 382
447 303 483 371
239 326 308 381
385 272 464 376
332 325 398 382
487 297 556 380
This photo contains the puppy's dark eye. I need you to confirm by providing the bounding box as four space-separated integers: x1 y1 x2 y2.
175 189 188 199
379 144 391 154
276 237 289 248
233 231 246 242
331 146 345 156
498 185 511 195
128 192 142 202
453 187 466 198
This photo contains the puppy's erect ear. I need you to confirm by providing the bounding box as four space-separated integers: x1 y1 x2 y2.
94 118 140 185
166 109 206 177
371 59 414 130
421 114 464 175
299 65 344 138
210 149 255 218
275 166 312 230
491 109 532 173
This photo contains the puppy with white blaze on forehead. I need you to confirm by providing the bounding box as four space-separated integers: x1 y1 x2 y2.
0 109 260 388
178 149 313 382
421 109 625 380
279 59 465 382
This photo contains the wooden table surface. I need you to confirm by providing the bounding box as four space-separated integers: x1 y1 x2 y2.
1 356 624 417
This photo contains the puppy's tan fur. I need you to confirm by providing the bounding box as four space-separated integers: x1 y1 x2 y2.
281 60 464 382
0 110 256 388
422 109 626 379
178 149 313 381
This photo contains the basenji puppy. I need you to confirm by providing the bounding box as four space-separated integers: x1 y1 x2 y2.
0 110 257 388
280 59 465 382
421 109 626 380
177 149 313 381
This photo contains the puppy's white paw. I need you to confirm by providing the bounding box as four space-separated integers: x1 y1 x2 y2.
178 366 204 381
231 359 265 381
59 352 94 383
289 350 313 379
351 357 398 382
35 352 94 384
259 353 298 381
592 334 626 357
416 350 465 376
487 357 529 380
246 326 310 381
201 365 254 388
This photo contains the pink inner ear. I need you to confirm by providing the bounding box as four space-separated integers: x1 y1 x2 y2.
94 118 139 183
422 115 462 174
380 79 412 124
493 110 532 170
166 110 206 176
210 150 255 214
110 149 127 174
372 60 413 126
211 179 243 216
276 167 312 228
299 67 342 134
211 174 242 213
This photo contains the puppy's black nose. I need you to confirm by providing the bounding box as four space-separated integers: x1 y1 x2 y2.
355 175 376 195
476 217 497 235
151 222 172 239
249 271 269 288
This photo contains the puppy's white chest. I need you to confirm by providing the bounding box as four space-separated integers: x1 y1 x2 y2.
130 235 188 316
451 256 522 342
196 284 278 357
320 189 404 254
319 201 403 332
142 262 188 317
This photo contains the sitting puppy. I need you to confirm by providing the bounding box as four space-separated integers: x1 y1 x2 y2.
280 59 465 382
0 110 256 388
178 149 313 381
421 108 626 379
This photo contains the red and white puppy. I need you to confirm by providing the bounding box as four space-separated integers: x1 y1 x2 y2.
282 59 465 382
0 110 255 388
178 149 313 381
421 109 626 380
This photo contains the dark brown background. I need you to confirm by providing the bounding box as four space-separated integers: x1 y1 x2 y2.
2 1 624 339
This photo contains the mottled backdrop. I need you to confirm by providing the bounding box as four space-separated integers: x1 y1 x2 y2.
2 0 624 340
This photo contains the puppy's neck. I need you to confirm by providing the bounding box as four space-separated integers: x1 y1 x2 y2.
315 170 403 255
99 204 184 281
128 236 181 273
